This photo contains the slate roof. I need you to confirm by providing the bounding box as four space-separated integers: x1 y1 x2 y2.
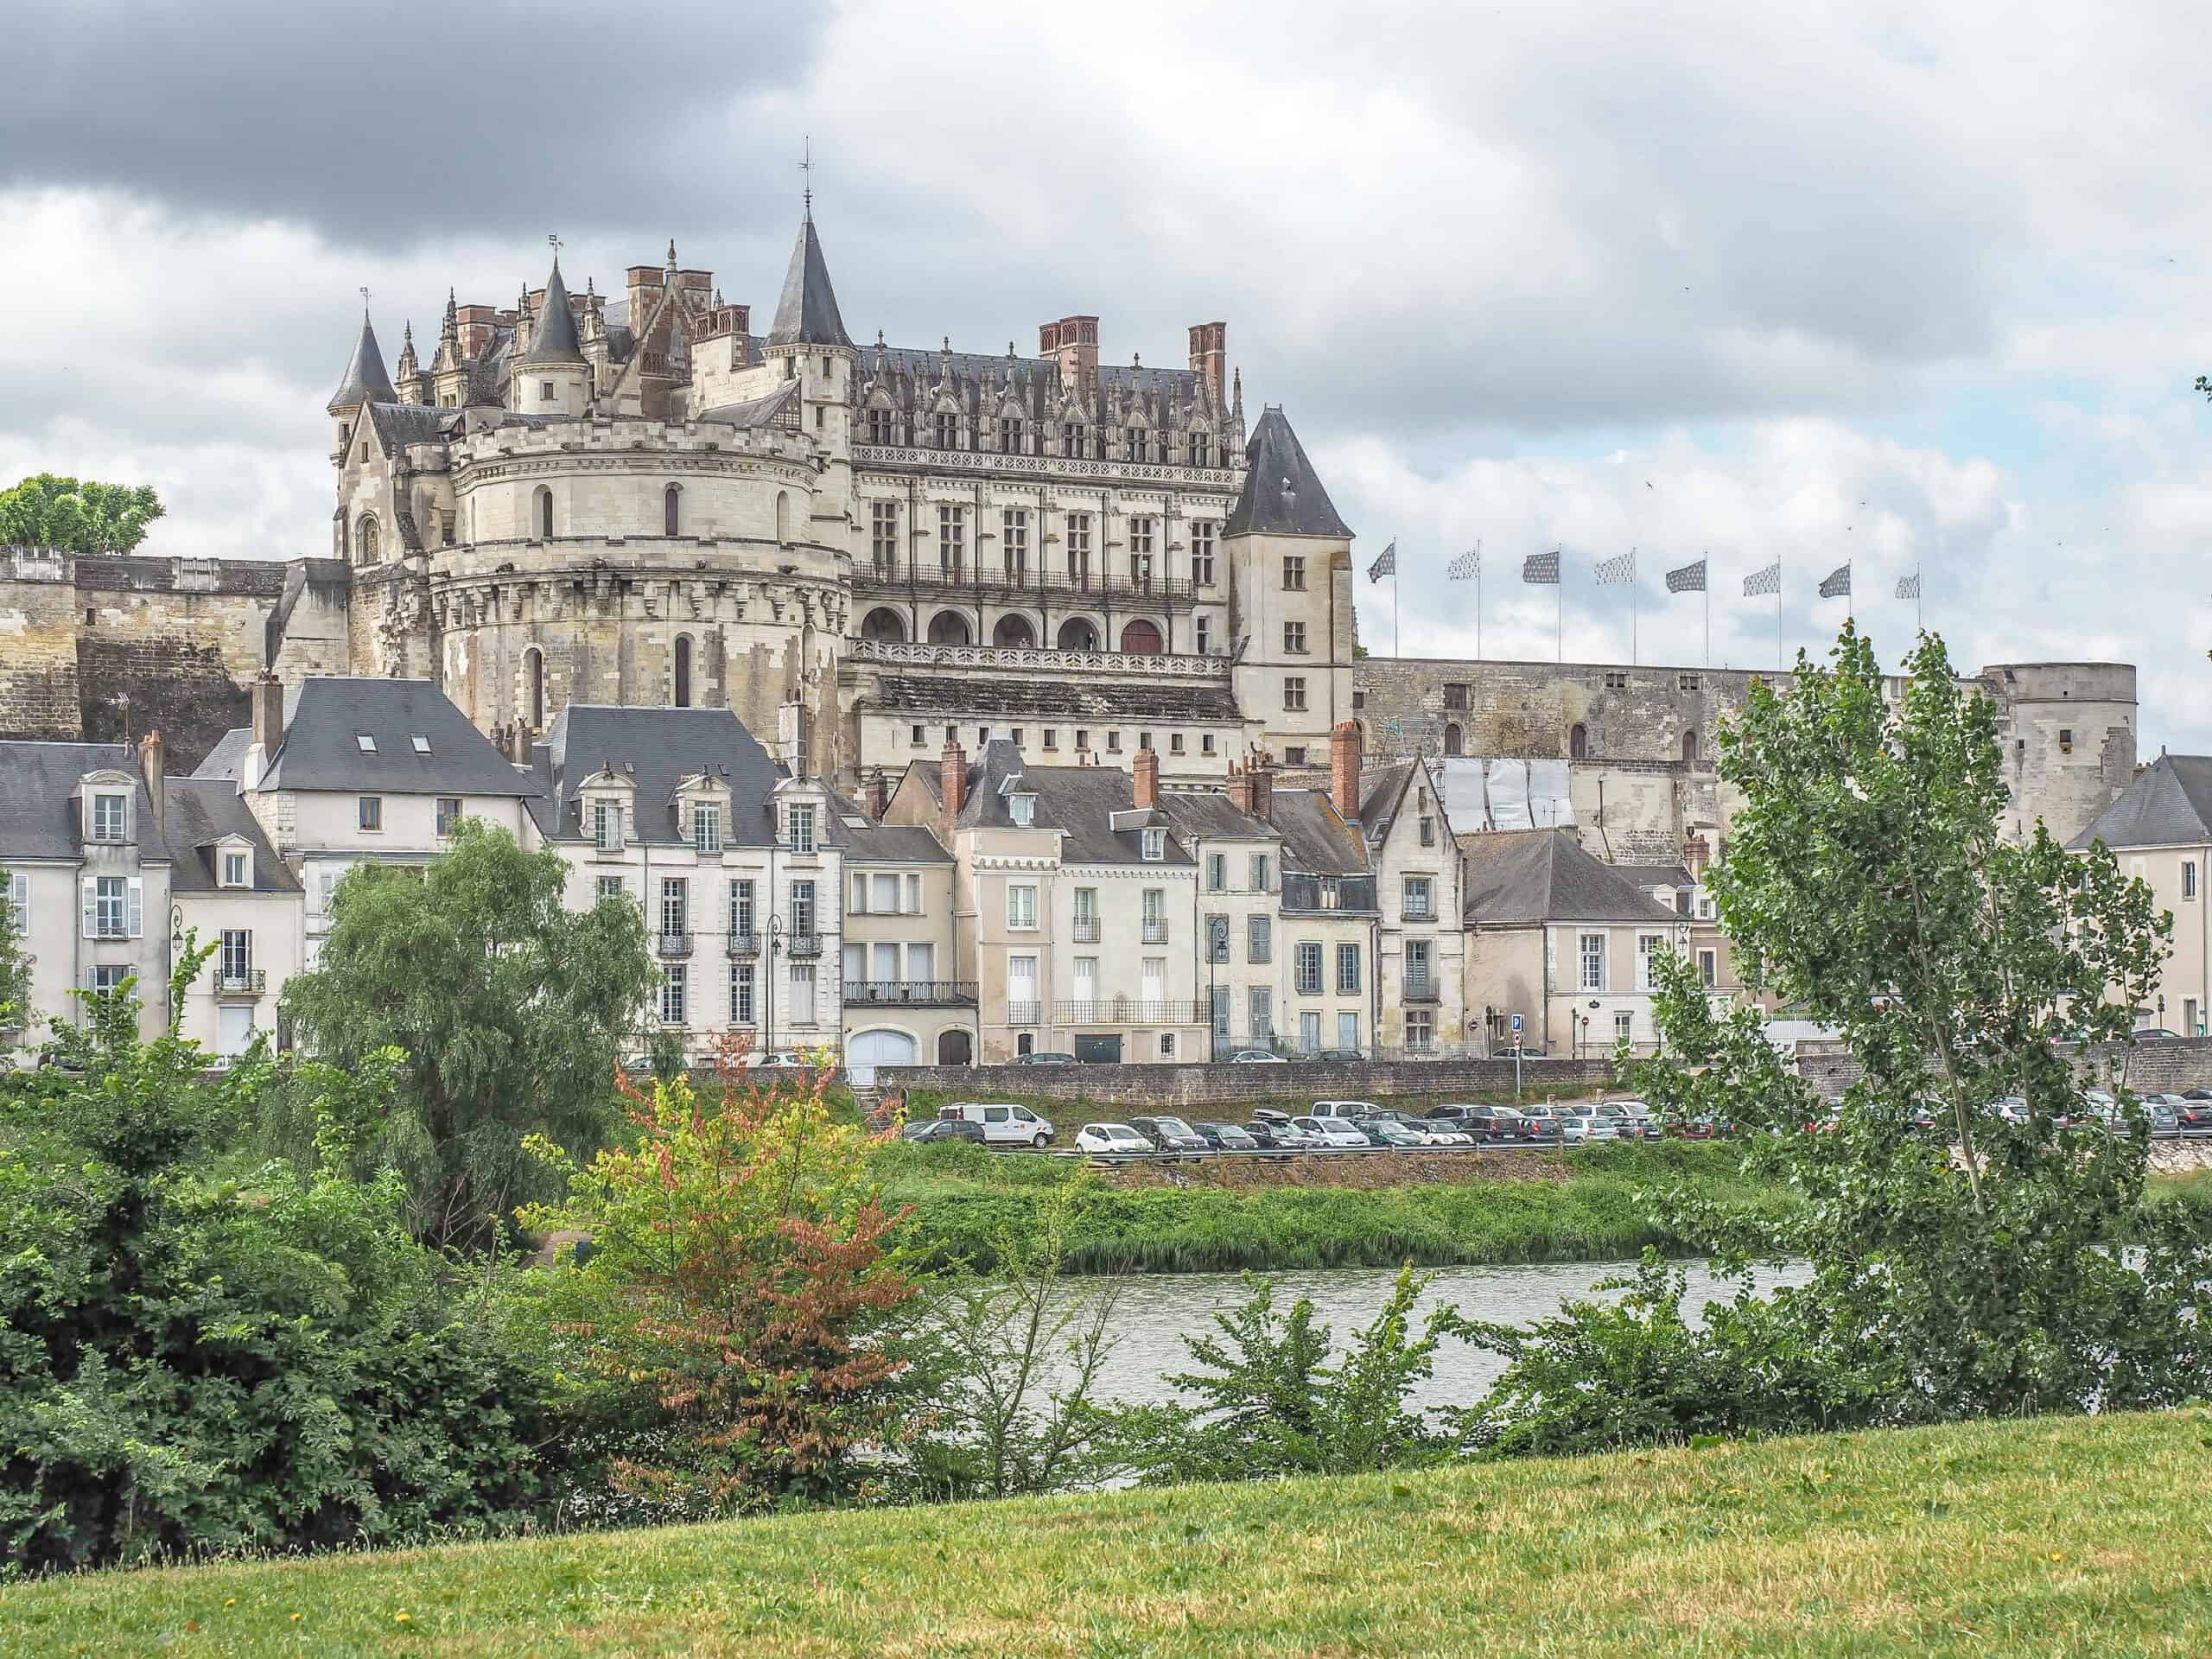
365 401 462 454
767 216 852 348
868 673 1242 722
537 704 797 848
1267 786 1370 875
0 742 151 861
328 313 398 410
192 727 251 782
1157 791 1274 844
1224 406 1351 538
253 679 537 797
693 381 803 429
2069 754 2212 850
1355 760 1418 842
953 739 1192 867
1611 862 1694 892
164 779 298 893
517 259 585 365
834 808 951 865
1461 829 1683 926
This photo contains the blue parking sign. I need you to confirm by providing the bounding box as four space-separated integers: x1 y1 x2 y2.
1510 1014 1522 1033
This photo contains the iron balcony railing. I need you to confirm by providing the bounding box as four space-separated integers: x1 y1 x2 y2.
1281 874 1381 914
785 931 823 959
726 931 760 957
215 969 265 996
1053 999 1205 1025
1402 978 1440 1004
1141 919 1170 944
854 558 1196 607
656 931 692 957
1072 917 1102 943
842 980 979 1007
1006 1000 1043 1027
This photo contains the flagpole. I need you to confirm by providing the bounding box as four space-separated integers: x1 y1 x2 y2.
1777 560 1784 671
1630 549 1638 666
1555 550 1563 664
1704 557 1711 668
1394 556 1402 658
1477 558 1483 660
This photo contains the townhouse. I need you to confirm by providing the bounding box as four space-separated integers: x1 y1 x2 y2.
2070 753 2212 1037
840 774 970 1075
1349 728 1468 1055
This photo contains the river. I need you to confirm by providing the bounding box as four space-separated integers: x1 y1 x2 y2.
1081 1257 1812 1411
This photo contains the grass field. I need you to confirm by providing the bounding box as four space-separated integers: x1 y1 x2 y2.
11 1411 2212 1657
877 1139 1788 1273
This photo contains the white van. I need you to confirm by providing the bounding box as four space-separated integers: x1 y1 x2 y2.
941 1102 1056 1147
1309 1099 1380 1121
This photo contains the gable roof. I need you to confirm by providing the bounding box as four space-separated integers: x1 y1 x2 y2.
1462 829 1683 926
328 312 398 411
164 779 298 893
953 740 1192 866
255 678 537 797
1267 785 1370 875
1224 406 1351 538
2070 753 2212 850
537 703 816 848
0 741 152 862
766 215 852 349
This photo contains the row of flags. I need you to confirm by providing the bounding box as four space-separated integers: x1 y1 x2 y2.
1369 546 1922 601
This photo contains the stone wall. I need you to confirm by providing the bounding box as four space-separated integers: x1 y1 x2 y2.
1796 1037 2212 1103
878 1056 1618 1111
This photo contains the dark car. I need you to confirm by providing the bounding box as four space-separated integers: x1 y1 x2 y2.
1240 1119 1287 1148
2172 1098 2212 1131
1352 1116 1428 1148
1493 1045 1548 1060
900 1117 985 1144
1193 1121 1260 1151
1428 1105 1550 1143
1015 1052 1079 1065
1128 1116 1210 1153
1313 1047 1363 1063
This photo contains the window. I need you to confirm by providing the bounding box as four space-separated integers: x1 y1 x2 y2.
1196 614 1211 655
934 411 958 449
1002 508 1030 577
1580 931 1606 991
1682 730 1700 766
356 515 380 565
1201 734 1217 756
1141 827 1166 861
1124 427 1147 461
1205 913 1230 963
1283 677 1307 712
1065 512 1093 579
1605 671 1628 690
2190 861 2201 900
1009 793 1035 826
1615 1010 1634 1046
1637 932 1665 990
1678 673 1700 691
1192 432 1212 467
787 962 817 1020
1404 938 1432 995
1171 732 1185 754
1249 853 1271 891
693 801 721 855
538 379 555 403
221 849 248 887
729 878 755 939
790 879 817 935
1337 942 1362 994
354 733 377 753
218 928 251 985
1129 516 1155 584
91 791 127 842
359 796 382 831
1142 887 1166 942
1206 853 1226 891
1282 554 1306 590
1248 915 1272 963
1443 683 1469 712
1402 875 1433 919
2059 728 2074 752
1569 723 1589 760
537 487 554 539
867 407 895 445
1106 730 1122 753
660 963 688 1025
1139 732 1152 752
1284 621 1306 654
1351 689 1366 710
789 804 817 854
1062 422 1087 459
1192 521 1216 585
731 960 756 1024
1075 728 1090 752
92 964 127 994
1249 986 1274 1039
1160 1032 1177 1058
938 504 965 573
1442 723 1463 756
4 871 23 935
1419 816 1435 848
1007 883 1038 930
999 416 1022 454
673 634 693 708
596 874 625 903
906 873 923 913
660 878 690 942
87 874 137 939
436 797 463 836
1042 728 1058 750
871 501 899 574
664 485 681 537
1698 948 1717 988
1295 941 1323 995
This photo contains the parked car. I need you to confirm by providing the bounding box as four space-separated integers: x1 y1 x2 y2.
1194 1121 1261 1151
1128 1116 1211 1153
1442 1106 1550 1143
1352 1116 1428 1148
2133 1028 2185 1041
1986 1096 2031 1125
1493 1045 1548 1059
1522 1103 1613 1143
1605 1100 1661 1139
1313 1047 1364 1063
2166 1095 2212 1131
1227 1049 1288 1065
1014 1051 1079 1065
1398 1115 1472 1146
743 1048 824 1071
1249 1118 1322 1148
1309 1099 1381 1121
940 1102 1056 1147
2183 1089 2212 1103
1291 1115 1372 1149
1073 1122 1153 1154
901 1117 985 1144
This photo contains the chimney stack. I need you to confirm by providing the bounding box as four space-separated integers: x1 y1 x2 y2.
1685 832 1712 881
1187 321 1227 403
137 729 165 847
1248 749 1274 819
1133 745 1160 810
1225 757 1257 817
941 740 967 817
862 768 888 823
508 720 534 765
1331 720 1363 821
251 671 285 753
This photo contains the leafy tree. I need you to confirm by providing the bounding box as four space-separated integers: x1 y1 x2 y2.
0 867 30 1039
0 474 164 554
1469 626 2212 1449
515 1058 919 1520
277 820 658 1250
0 951 548 1571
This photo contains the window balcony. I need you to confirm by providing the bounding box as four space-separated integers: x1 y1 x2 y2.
849 555 1197 610
215 969 265 998
842 980 979 1007
1402 906 1437 924
726 931 760 957
1072 917 1101 943
1006 1000 1043 1027
1281 874 1380 915
785 931 823 958
1402 978 1440 1004
656 931 692 957
1141 919 1169 945
1053 998 1205 1025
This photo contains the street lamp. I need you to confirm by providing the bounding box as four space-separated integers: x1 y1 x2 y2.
763 913 785 1053
1207 915 1228 1060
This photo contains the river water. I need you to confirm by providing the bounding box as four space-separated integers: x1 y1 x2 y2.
1080 1258 1812 1411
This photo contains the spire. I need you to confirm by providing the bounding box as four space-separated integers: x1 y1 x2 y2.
518 257 584 365
766 213 852 348
327 307 397 412
1224 406 1352 539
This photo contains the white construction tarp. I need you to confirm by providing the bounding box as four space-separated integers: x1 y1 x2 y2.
1435 757 1576 833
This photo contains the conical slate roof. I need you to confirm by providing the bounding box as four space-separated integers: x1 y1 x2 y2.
327 312 397 411
1225 406 1351 538
767 215 852 348
517 258 584 365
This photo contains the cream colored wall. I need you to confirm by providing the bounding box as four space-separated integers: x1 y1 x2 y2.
3 855 172 1049
2118 845 2212 1035
175 890 302 1055
855 709 1245 783
1464 926 1546 1048
280 791 532 853
1540 918 1693 1053
1372 767 1465 1048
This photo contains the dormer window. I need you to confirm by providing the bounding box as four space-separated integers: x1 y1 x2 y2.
220 849 250 888
410 734 431 754
789 803 817 855
591 798 624 853
356 734 377 753
90 791 128 843
1009 793 1036 827
1141 827 1165 861
693 802 722 855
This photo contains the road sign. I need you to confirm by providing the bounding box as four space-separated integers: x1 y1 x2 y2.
1510 1014 1522 1033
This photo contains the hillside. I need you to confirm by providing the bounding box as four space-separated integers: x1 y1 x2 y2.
10 1412 2212 1656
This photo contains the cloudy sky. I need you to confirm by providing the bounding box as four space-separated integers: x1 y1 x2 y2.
7 1 2211 744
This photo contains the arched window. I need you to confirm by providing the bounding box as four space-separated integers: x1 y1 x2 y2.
1682 729 1700 766
1569 722 1589 760
776 491 791 543
1442 721 1463 756
1119 619 1163 655
673 635 693 708
535 486 553 540
524 648 545 729
1057 617 1099 651
861 607 906 644
927 611 972 645
664 485 680 537
992 613 1036 648
355 514 380 566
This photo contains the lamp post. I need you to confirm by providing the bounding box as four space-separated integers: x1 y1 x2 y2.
1207 914 1227 1060
763 913 785 1054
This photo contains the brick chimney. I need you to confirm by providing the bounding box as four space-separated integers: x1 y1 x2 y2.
1685 832 1712 881
941 740 967 817
1133 745 1160 810
251 671 284 753
1248 750 1274 820
1225 757 1256 817
137 729 165 847
1041 315 1099 390
1331 720 1363 820
1187 321 1227 403
862 768 888 823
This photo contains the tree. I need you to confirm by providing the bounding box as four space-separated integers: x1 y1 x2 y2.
0 867 30 1039
1469 626 2212 1448
0 474 164 554
276 820 658 1250
515 1057 919 1519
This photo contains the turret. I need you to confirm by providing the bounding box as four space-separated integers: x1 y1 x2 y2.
327 305 397 462
513 256 589 417
394 321 426 404
429 289 469 408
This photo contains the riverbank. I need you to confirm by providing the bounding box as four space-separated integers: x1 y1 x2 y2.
878 1140 1789 1273
16 1411 2210 1656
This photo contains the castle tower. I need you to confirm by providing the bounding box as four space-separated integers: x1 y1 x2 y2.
762 208 860 550
327 307 396 449
1223 405 1355 758
512 256 589 417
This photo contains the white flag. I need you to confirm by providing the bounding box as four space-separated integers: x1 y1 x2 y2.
1593 550 1636 585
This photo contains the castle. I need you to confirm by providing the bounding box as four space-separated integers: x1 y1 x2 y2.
0 208 2138 855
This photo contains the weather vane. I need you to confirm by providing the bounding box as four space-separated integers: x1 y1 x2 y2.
798 137 813 218
359 284 370 314
548 232 563 257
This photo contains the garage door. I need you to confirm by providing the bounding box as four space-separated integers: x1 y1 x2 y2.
846 1028 918 1086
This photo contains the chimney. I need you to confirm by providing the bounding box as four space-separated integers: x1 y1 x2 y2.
1685 832 1712 881
777 700 813 779
1133 746 1160 810
862 768 889 823
509 721 534 765
1187 321 1227 403
941 740 967 817
137 729 165 846
1225 758 1258 817
1331 720 1363 820
1248 749 1274 820
251 671 285 753
1043 315 1098 390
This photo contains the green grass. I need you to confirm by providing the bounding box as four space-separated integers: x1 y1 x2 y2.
877 1141 1789 1273
14 1412 2212 1656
